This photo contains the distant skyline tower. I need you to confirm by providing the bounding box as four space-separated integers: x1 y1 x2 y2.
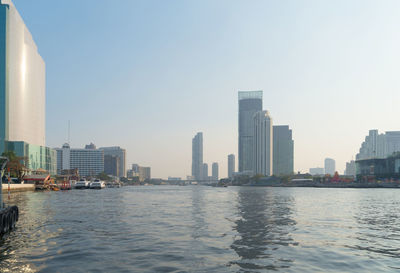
100 146 126 178
253 110 273 176
273 125 294 175
212 162 219 181
238 90 263 173
191 132 203 180
324 158 336 175
228 154 235 178
202 163 208 180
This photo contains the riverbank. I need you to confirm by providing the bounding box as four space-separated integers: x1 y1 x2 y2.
1 184 35 193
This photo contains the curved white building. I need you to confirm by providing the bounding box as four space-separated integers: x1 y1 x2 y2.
253 111 273 176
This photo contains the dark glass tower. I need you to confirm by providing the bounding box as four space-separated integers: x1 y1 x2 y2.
191 132 203 180
238 91 262 173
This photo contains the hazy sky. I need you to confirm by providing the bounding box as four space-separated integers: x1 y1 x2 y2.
13 0 400 178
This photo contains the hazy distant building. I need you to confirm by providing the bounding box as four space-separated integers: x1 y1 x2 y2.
309 167 324 175
56 143 104 177
324 158 336 175
104 154 120 177
127 169 139 179
168 177 181 181
253 110 273 176
238 91 263 173
85 143 96 150
0 1 56 174
228 154 235 178
345 160 356 177
128 163 151 181
202 163 208 180
192 132 203 180
212 162 219 181
186 175 195 181
138 166 151 182
132 164 139 173
100 146 126 177
273 125 294 175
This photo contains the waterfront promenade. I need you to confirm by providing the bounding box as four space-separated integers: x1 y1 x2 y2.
1 184 34 192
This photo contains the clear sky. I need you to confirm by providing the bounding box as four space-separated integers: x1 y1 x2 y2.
12 0 400 178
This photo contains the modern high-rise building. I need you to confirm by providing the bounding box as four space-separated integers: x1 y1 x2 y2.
385 131 400 157
324 158 336 175
138 166 151 182
192 132 203 180
228 154 235 178
253 110 273 176
99 146 126 177
345 160 356 177
0 1 56 174
55 143 104 177
238 91 263 173
212 162 219 181
104 154 120 177
273 125 294 175
356 130 400 161
202 163 208 180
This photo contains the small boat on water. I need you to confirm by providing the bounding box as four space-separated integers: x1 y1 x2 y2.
75 178 90 189
106 181 122 188
90 179 105 189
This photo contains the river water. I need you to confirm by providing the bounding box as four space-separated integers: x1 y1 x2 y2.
0 186 399 272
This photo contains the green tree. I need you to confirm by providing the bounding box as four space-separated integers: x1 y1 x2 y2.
97 172 112 181
1 151 29 182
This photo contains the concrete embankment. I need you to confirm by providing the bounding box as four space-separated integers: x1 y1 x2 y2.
1 184 35 192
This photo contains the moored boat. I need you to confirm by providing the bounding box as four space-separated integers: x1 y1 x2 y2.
75 178 90 189
90 179 105 189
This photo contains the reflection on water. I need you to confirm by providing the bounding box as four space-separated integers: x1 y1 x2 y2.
0 187 399 272
352 192 400 269
230 187 297 271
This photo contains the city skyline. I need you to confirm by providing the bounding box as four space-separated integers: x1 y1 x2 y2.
10 0 400 178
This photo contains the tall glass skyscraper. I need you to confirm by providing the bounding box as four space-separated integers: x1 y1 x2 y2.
0 1 55 174
238 91 262 173
0 0 45 146
191 132 203 181
273 125 294 175
227 154 235 178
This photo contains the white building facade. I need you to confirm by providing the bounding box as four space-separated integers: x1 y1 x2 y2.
56 143 104 177
0 1 56 174
356 130 400 160
253 110 273 176
324 158 336 175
